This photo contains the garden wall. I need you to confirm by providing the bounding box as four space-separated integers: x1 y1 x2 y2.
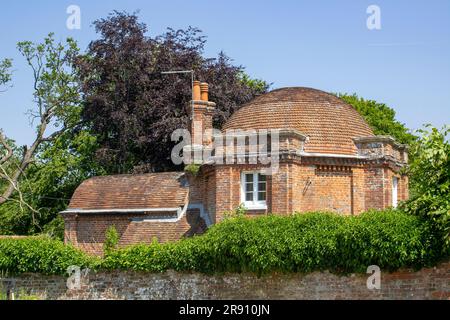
1 261 449 300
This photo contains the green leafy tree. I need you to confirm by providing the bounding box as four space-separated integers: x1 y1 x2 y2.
0 59 12 91
0 34 82 206
0 59 14 205
401 125 450 248
0 34 103 237
238 71 270 93
0 130 102 237
337 93 416 145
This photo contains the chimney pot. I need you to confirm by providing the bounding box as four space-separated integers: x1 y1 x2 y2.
200 82 209 101
193 80 201 100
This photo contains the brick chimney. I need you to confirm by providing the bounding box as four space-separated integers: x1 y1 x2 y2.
185 81 216 164
190 81 215 143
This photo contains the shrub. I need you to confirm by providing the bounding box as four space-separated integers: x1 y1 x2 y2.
184 164 201 176
103 210 446 275
223 204 248 219
1 211 447 276
402 125 450 249
0 236 97 275
103 225 119 255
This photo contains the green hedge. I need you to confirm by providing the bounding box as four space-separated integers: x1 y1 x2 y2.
103 210 446 274
0 236 97 275
0 211 447 276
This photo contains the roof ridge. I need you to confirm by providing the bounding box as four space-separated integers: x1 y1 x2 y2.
88 171 185 180
268 86 333 94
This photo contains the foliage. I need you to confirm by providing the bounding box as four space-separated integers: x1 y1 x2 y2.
104 225 120 255
75 11 269 174
1 33 83 201
223 203 248 219
184 163 201 177
401 125 450 247
337 93 417 145
0 130 103 237
0 35 104 236
238 71 270 93
0 58 12 89
0 211 447 276
15 34 82 132
0 236 97 275
102 210 445 275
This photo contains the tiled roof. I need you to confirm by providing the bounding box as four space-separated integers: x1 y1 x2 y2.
223 87 374 155
68 172 188 211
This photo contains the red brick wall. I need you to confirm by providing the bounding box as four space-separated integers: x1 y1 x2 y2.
214 166 234 222
364 167 385 211
214 164 272 221
309 170 352 214
363 166 409 211
64 161 409 255
352 168 366 214
205 171 217 222
383 168 394 208
6 261 449 300
202 161 408 220
399 174 409 202
270 162 292 214
292 165 366 215
63 211 204 256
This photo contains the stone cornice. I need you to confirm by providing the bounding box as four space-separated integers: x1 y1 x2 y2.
353 135 408 150
214 128 308 141
207 150 407 172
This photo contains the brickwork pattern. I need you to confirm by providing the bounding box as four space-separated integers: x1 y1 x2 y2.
2 262 449 300
64 211 204 256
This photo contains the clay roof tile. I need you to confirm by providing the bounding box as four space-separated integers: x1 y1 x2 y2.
223 87 374 155
68 172 188 211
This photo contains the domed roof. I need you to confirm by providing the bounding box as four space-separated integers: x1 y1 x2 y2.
223 87 374 155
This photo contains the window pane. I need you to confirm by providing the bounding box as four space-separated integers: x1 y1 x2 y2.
258 182 266 192
246 183 253 192
246 192 253 202
245 174 253 183
258 174 267 198
258 191 266 201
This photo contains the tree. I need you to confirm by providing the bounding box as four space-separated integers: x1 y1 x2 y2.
337 93 417 145
75 11 269 174
0 129 103 237
0 34 82 207
0 59 12 92
401 125 450 249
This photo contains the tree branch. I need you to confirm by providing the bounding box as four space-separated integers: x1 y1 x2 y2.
0 130 13 165
1 34 80 210
42 127 67 142
0 163 41 230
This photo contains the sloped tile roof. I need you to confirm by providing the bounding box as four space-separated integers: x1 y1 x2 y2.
223 87 374 155
68 172 188 211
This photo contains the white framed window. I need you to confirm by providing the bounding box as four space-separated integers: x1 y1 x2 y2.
241 172 267 209
392 176 399 208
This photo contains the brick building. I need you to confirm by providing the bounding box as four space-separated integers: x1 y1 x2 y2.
62 82 409 255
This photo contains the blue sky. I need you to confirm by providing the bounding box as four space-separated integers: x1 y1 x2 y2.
0 0 449 145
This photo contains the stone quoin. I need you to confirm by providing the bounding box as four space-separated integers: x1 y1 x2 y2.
61 82 409 255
